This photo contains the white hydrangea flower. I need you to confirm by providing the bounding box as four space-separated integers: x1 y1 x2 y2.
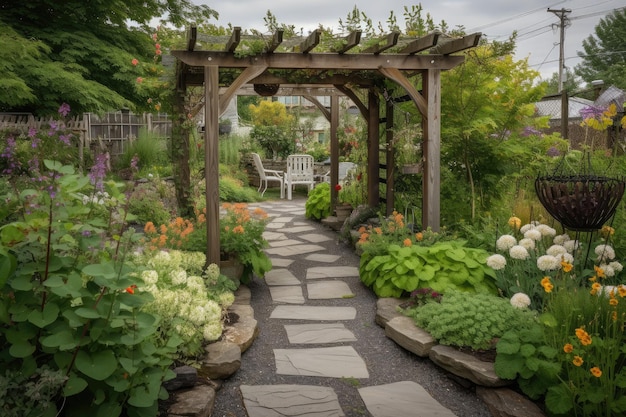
535 224 556 237
563 239 581 253
170 268 187 286
595 244 616 262
609 261 623 273
205 263 221 281
186 276 206 293
219 292 235 308
141 270 159 285
524 229 542 242
559 252 574 265
510 293 531 309
600 264 616 277
519 224 534 234
204 300 223 321
486 254 507 270
546 245 567 257
509 245 530 260
518 238 536 251
537 255 560 271
496 235 517 251
203 322 223 341
553 234 571 245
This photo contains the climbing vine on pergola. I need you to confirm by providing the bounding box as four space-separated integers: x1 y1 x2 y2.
172 26 481 265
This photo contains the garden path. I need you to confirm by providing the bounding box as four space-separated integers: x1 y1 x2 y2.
210 197 491 417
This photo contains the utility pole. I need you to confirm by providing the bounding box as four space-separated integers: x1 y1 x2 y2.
548 8 571 93
548 8 571 139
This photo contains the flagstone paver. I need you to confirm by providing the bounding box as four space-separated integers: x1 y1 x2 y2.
305 253 341 263
358 381 457 417
284 323 357 344
265 244 325 256
270 305 357 321
262 231 288 241
265 222 286 229
281 225 315 233
306 266 360 279
306 281 354 299
271 217 294 223
299 233 332 243
268 258 294 268
267 239 304 248
264 268 300 286
240 385 345 417
274 346 369 378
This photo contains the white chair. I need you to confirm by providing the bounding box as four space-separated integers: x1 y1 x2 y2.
284 154 315 200
251 153 284 198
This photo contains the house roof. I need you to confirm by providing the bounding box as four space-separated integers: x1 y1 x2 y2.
535 96 594 120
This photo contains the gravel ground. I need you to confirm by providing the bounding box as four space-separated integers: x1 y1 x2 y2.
210 201 493 417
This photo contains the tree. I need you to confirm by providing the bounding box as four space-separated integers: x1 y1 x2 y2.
0 0 217 115
249 100 296 159
575 9 626 90
542 68 583 97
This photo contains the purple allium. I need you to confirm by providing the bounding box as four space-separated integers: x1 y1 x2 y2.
89 153 109 191
579 105 605 120
28 127 37 138
58 103 71 117
130 154 139 171
59 134 71 146
547 146 561 157
522 126 543 137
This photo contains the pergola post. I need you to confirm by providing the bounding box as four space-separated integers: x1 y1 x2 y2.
367 89 380 207
422 69 441 232
205 66 221 266
330 95 340 208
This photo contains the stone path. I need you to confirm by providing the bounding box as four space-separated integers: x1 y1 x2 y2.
210 198 491 417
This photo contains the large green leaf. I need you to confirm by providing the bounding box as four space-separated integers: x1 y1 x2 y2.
41 330 78 350
545 384 573 415
75 349 117 381
0 252 16 287
64 374 88 396
27 302 60 328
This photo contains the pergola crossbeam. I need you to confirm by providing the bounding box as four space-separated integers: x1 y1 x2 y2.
332 31 362 54
431 32 482 55
225 27 241 53
399 31 440 54
362 31 400 54
295 29 321 54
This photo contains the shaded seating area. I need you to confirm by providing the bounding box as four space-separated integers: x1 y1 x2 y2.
284 154 315 200
252 152 284 198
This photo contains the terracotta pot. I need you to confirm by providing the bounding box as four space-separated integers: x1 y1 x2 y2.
335 204 353 221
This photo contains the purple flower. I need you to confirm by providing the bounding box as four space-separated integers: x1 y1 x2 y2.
59 134 71 146
31 136 41 148
547 146 561 157
1 137 21 175
58 103 71 117
48 121 58 136
579 105 605 120
522 126 543 137
130 154 139 171
89 153 109 191
28 127 37 138
81 230 92 237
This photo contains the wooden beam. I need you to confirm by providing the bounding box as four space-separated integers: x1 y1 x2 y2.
218 65 267 114
225 27 241 52
330 95 339 209
378 67 427 117
204 66 221 266
187 26 197 51
171 50 465 71
266 29 284 53
431 32 481 55
302 95 331 121
385 101 395 216
295 29 320 54
334 84 368 120
367 89 380 207
421 69 441 232
362 32 400 54
399 31 440 54
332 31 362 54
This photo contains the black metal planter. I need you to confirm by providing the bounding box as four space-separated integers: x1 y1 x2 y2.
535 174 625 232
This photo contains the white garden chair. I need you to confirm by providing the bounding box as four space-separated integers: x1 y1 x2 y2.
251 153 284 198
284 154 315 200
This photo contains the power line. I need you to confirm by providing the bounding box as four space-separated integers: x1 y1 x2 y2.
465 1 567 32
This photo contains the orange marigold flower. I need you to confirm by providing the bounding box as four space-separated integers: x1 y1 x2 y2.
233 225 245 234
543 283 553 293
144 222 156 234
541 276 552 286
360 232 369 241
589 276 597 283
580 336 592 346
590 367 602 377
158 234 167 247
575 327 588 339
563 343 573 353
403 238 412 247
572 356 583 367
415 232 424 241
358 226 367 233
374 227 382 235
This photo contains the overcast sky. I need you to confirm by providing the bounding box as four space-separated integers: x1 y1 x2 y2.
202 0 626 83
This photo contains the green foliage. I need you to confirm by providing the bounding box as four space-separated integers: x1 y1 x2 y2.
115 128 169 175
305 182 331 220
0 366 67 417
406 291 536 350
127 180 173 226
219 135 245 166
219 176 261 203
359 241 497 298
494 321 561 399
249 101 296 160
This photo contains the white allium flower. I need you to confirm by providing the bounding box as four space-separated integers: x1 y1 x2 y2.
559 252 574 264
496 235 517 251
486 254 507 270
524 229 542 241
553 234 571 245
600 264 616 277
518 238 536 251
141 270 159 285
546 245 567 257
520 224 534 234
601 285 616 297
510 292 531 309
170 268 187 286
536 224 556 237
563 239 581 253
595 244 616 262
609 261 623 273
509 245 530 260
537 255 560 271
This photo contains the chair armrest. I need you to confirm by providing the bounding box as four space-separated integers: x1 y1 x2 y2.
264 169 283 178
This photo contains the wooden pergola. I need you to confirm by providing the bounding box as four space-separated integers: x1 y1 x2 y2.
171 27 481 266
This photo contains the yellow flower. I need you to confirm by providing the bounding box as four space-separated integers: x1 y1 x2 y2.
595 265 605 279
508 216 521 229
601 225 615 238
618 286 626 298
541 276 553 293
580 336 592 346
609 298 618 306
561 260 573 273
563 343 573 353
612 311 618 321
573 356 584 367
590 367 602 378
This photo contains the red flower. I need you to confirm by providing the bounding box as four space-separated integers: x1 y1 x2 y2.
357 173 362 181
155 49 162 55
125 284 137 294
131 58 139 66
155 43 161 49
136 77 143 83
335 184 342 191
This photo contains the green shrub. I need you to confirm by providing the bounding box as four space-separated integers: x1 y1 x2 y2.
115 128 168 173
305 182 331 220
406 291 536 350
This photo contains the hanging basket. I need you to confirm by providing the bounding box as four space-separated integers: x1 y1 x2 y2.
535 174 625 232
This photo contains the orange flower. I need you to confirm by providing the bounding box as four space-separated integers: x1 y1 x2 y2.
131 58 139 66
233 225 245 234
136 77 143 83
508 216 521 229
561 260 573 273
415 232 424 241
601 225 615 238
618 286 626 298
609 298 618 306
590 367 602 377
144 222 156 234
358 226 367 233
580 336 592 346
589 276 597 283
374 227 382 235
125 285 137 294
594 265 605 279
159 224 167 234
403 238 412 247
572 356 584 367
612 311 618 321
541 277 553 293
590 282 602 296
563 343 573 353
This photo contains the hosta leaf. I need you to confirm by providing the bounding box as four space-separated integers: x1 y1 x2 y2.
75 350 117 381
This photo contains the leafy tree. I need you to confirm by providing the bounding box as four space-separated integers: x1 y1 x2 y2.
0 0 217 115
542 68 583 97
575 8 626 90
249 100 296 159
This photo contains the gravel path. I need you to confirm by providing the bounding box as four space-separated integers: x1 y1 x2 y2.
210 198 492 417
